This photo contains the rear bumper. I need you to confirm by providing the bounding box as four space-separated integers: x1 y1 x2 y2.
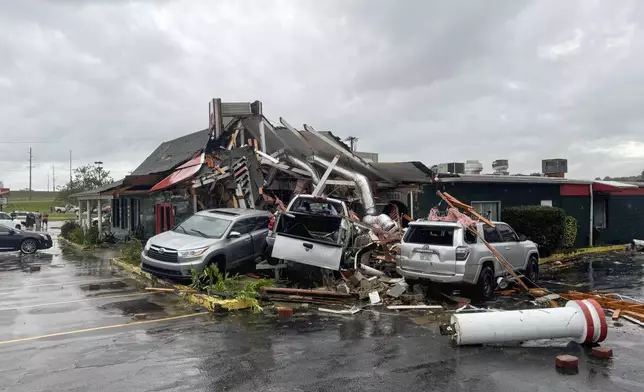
396 266 466 283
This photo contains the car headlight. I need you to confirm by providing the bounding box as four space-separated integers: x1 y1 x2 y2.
178 247 209 258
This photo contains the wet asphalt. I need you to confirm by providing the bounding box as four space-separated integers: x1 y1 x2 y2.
0 226 644 392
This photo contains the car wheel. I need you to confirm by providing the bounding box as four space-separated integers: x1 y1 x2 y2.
20 239 38 254
524 256 539 287
473 265 495 302
15 225 21 230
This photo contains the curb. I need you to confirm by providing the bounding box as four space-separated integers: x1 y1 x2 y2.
57 236 90 251
540 244 628 265
109 258 256 312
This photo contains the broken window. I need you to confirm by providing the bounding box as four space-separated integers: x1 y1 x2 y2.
405 226 455 246
472 201 500 221
483 225 501 243
289 198 342 216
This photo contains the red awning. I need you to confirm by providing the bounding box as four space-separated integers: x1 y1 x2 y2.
150 153 204 192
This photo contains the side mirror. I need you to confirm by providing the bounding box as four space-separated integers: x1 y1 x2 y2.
519 234 527 242
228 231 241 239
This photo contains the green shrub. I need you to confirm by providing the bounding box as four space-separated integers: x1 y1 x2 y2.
86 226 100 245
68 227 86 244
562 216 578 249
120 239 142 265
502 205 566 256
60 220 80 240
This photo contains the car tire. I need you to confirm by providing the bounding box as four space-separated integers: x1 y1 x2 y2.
20 239 38 254
472 265 495 302
15 225 21 230
524 256 539 287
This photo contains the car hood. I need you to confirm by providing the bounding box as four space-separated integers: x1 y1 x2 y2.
148 230 221 250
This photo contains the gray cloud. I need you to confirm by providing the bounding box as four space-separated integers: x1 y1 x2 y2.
2 0 644 190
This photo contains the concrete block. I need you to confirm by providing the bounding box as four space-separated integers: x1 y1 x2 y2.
368 291 381 305
360 276 378 290
386 280 409 298
349 271 364 287
336 282 351 294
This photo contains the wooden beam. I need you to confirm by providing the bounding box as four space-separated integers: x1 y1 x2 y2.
311 155 340 196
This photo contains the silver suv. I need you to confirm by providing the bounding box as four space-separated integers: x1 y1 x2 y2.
141 208 272 279
396 220 539 300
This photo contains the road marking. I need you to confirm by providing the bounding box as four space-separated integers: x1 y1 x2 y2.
0 278 124 292
0 312 208 346
0 292 157 311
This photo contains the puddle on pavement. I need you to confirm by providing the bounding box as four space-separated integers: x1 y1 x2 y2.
541 252 644 299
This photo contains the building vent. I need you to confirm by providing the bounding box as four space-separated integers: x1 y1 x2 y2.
542 159 568 177
464 160 483 175
492 159 509 175
437 162 465 174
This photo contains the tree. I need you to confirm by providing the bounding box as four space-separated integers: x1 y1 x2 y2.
55 164 114 204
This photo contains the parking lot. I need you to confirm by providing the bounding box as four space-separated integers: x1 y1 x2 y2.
1 227 644 391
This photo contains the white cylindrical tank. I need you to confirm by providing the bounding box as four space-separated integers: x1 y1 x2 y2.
451 299 607 346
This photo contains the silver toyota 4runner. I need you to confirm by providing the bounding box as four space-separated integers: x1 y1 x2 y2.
396 220 539 300
141 208 272 279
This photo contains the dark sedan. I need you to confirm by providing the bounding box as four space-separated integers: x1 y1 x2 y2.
0 224 52 254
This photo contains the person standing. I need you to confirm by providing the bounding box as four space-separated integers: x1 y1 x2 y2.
42 212 49 230
25 212 35 230
34 211 42 231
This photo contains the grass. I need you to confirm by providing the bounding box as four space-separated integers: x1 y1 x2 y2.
540 244 628 264
1 190 77 222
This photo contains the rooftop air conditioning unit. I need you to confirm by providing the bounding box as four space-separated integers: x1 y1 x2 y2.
492 159 509 175
464 160 483 175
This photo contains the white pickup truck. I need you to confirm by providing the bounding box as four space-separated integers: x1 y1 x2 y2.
268 194 357 270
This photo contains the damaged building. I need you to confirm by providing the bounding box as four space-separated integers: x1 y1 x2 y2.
74 98 434 240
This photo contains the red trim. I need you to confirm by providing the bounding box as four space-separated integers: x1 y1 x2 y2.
561 184 589 196
607 188 644 195
587 299 608 343
575 300 595 344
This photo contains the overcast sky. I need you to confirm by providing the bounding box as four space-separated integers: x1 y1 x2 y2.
2 0 644 190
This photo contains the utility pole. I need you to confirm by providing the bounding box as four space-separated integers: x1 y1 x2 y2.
28 147 33 200
345 136 359 152
52 164 56 191
69 150 72 185
47 170 50 192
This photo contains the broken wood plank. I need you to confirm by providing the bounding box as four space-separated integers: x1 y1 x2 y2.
612 309 622 320
386 305 443 310
262 287 354 298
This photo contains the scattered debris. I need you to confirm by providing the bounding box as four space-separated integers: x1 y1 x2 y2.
386 305 442 310
319 306 361 315
88 284 101 291
262 287 353 298
336 282 350 294
555 355 579 369
368 291 381 305
277 307 293 320
449 299 608 346
133 313 147 320
28 265 41 273
592 346 613 359
386 280 409 298
629 239 644 252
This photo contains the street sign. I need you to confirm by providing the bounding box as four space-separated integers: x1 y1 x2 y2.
0 198 7 205
0 188 9 196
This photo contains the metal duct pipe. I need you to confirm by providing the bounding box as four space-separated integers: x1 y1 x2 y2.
312 156 376 215
285 155 320 185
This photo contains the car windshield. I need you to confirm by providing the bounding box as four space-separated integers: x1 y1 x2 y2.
289 198 342 216
173 214 231 238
